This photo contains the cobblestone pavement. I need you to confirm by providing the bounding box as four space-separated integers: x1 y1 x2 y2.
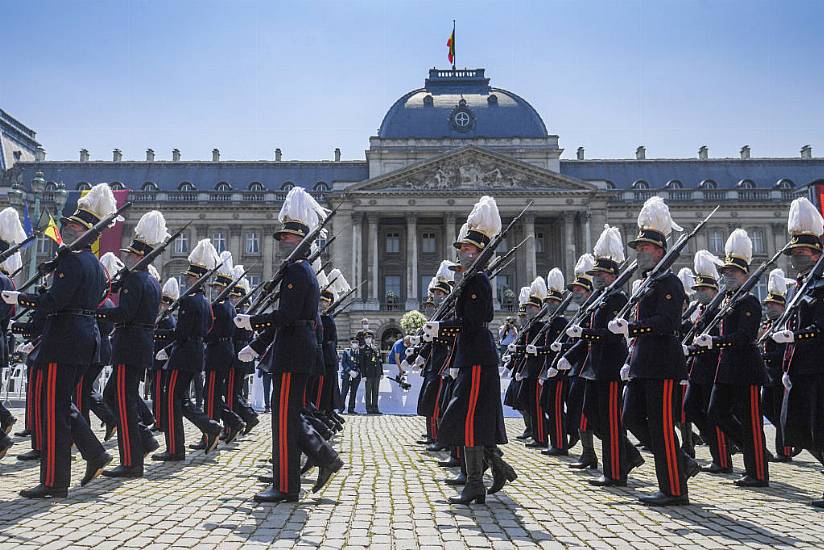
0 407 822 549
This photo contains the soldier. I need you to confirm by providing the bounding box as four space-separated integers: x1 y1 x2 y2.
517 277 550 449
760 269 793 462
339 336 361 414
609 196 700 506
568 225 644 486
769 198 824 508
314 270 340 414
682 251 732 474
3 184 118 498
503 287 531 441
360 330 382 414
696 229 770 488
424 196 515 505
235 186 343 503
226 265 259 435
152 239 223 461
152 277 179 433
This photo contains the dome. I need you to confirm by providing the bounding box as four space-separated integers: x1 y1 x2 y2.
377 69 548 140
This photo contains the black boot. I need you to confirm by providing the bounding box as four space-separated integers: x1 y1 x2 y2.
680 423 695 459
81 452 113 486
313 457 344 493
438 457 461 468
639 491 689 506
243 415 260 435
486 447 517 494
254 486 298 502
0 435 13 459
1 416 17 435
301 456 317 475
568 430 597 470
17 449 40 461
445 471 467 485
102 465 143 478
204 422 223 454
20 484 68 499
448 447 486 505
104 423 117 442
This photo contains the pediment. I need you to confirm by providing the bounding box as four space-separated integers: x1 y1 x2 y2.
346 146 595 194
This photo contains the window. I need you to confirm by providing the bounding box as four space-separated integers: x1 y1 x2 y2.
316 236 328 255
421 232 436 254
247 275 262 290
215 182 231 192
497 237 509 253
738 179 755 189
314 182 329 192
281 182 294 191
700 180 718 189
173 232 189 255
496 275 513 309
142 182 158 191
708 229 725 255
632 180 649 190
421 275 432 297
384 275 402 304
175 274 189 295
776 179 794 190
385 232 400 254
179 182 196 192
751 228 766 255
535 232 544 254
667 180 683 189
77 182 91 191
110 182 125 191
753 279 767 302
249 182 265 192
212 231 226 254
36 235 53 255
245 231 260 254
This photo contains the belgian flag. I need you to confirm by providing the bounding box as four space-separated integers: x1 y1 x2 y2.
447 21 455 68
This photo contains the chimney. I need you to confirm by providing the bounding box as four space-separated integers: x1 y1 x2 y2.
80 149 90 162
801 145 812 159
35 146 46 161
212 148 220 162
740 145 750 160
113 149 123 162
635 146 646 160
275 148 282 162
334 148 341 162
146 148 155 162
576 147 585 160
172 148 181 162
698 145 708 160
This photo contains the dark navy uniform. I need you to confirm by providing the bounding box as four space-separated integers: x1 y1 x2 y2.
707 293 769 484
227 305 258 428
623 272 691 499
98 270 161 469
512 321 548 446
18 248 109 490
534 317 569 452
152 314 176 431
12 301 48 454
80 297 116 429
339 346 361 413
760 319 791 458
417 334 453 441
312 313 338 412
204 298 244 432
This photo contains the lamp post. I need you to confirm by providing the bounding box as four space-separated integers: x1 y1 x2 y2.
7 171 68 280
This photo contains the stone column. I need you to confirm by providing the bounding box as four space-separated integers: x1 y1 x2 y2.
583 211 592 252
367 214 380 308
444 213 456 259
563 212 577 275
523 213 536 282
262 226 275 280
406 214 419 310
351 214 363 300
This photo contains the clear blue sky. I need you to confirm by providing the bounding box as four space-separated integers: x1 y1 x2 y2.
3 0 822 162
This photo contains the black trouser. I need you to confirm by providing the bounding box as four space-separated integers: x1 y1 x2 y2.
24 364 36 433
762 384 790 457
28 364 43 451
164 369 215 456
150 369 166 431
567 376 586 437
709 383 769 482
110 364 146 468
271 372 307 495
623 378 688 497
226 368 257 425
781 373 824 452
260 370 273 410
684 380 731 469
364 376 380 412
204 368 244 430
584 380 640 481
340 373 361 412
523 379 546 445
544 377 569 450
39 362 106 489
192 371 204 409
77 364 116 427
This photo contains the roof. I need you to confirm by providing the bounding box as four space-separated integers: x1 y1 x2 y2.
560 158 824 190
377 69 548 140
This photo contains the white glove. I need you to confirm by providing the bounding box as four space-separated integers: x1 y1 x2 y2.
399 359 410 373
679 379 689 386
405 347 415 358
507 343 517 353
557 357 572 371
537 378 545 385
234 314 252 330
550 342 562 352
238 345 258 362
771 330 794 344
155 349 169 362
694 334 713 349
515 372 524 381
620 364 630 381
608 318 629 336
423 322 440 338
448 368 459 379
422 332 433 342
349 370 358 379
547 367 559 378
410 336 421 346
782 372 792 390
1 291 20 305
414 355 426 369
565 325 583 338
682 344 690 357
526 344 537 356
16 342 34 354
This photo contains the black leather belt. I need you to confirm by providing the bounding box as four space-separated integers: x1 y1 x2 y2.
115 322 155 330
49 309 96 318
207 337 231 343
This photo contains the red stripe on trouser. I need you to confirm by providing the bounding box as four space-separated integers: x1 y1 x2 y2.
464 366 481 447
25 369 33 430
45 363 57 487
167 371 178 455
716 428 729 468
609 381 620 480
34 369 43 450
227 371 235 410
315 376 324 409
207 371 216 419
535 382 544 443
154 371 162 420
580 413 588 432
117 365 132 467
431 379 443 439
75 375 84 413
661 380 681 496
555 380 564 446
750 385 765 480
783 446 792 457
279 373 292 493
679 384 687 425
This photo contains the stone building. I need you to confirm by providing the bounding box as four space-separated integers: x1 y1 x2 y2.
3 67 824 349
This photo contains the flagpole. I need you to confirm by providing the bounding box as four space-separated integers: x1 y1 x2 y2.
452 20 456 70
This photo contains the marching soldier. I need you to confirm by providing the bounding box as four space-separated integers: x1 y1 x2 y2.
517 277 550 449
760 269 793 462
152 278 179 432
235 186 343 503
504 287 531 442
152 239 223 460
314 269 344 415
696 229 770 487
3 184 118 498
424 196 515 504
226 266 259 435
609 197 699 506
96 211 167 477
682 251 732 473
769 198 824 508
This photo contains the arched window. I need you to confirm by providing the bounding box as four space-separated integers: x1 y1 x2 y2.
666 179 683 189
699 179 717 189
179 182 196 192
77 182 91 191
215 182 231 192
737 179 756 189
776 179 794 189
632 180 649 190
314 181 330 192
249 182 265 192
423 94 434 107
142 182 158 191
281 181 294 191
45 182 57 192
110 181 125 191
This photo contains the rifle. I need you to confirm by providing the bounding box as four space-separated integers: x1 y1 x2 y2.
110 221 192 292
485 235 531 276
255 257 339 315
158 260 224 322
546 287 605 356
19 201 133 292
487 256 516 279
234 276 267 310
694 243 790 340
616 206 719 319
211 269 249 306
0 234 37 265
326 281 365 317
681 300 700 325
758 251 824 345
388 374 412 390
331 299 356 319
527 291 575 347
248 216 338 314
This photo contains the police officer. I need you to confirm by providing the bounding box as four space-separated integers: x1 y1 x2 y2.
152 239 223 460
360 330 382 414
339 337 361 414
4 183 118 498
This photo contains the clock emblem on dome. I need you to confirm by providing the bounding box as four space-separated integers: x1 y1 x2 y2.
450 98 475 132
